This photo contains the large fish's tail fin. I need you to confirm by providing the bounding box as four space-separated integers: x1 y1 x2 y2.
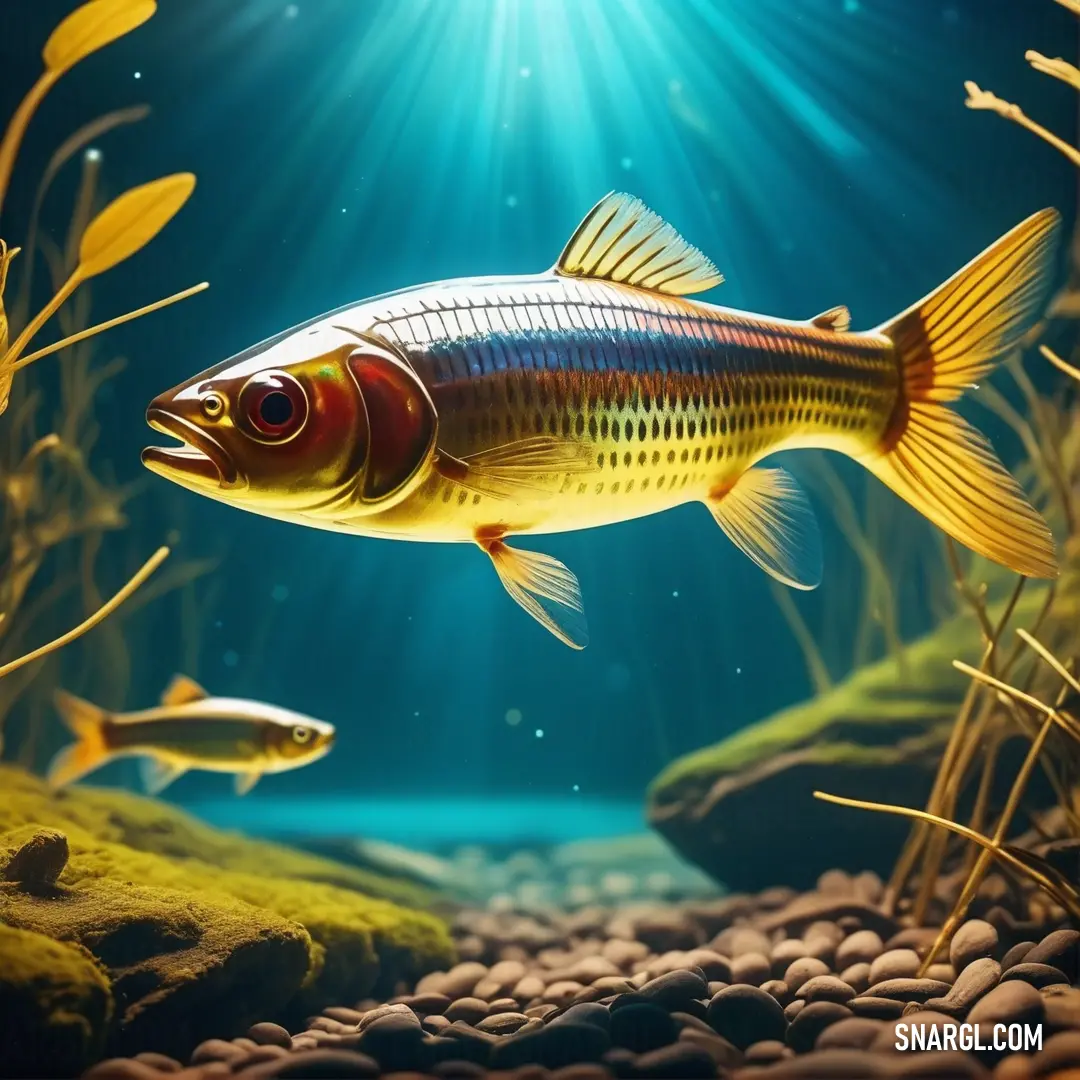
862 208 1061 579
47 690 111 790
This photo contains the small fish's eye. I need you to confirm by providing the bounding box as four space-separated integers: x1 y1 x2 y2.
201 392 226 419
292 725 312 743
240 370 308 442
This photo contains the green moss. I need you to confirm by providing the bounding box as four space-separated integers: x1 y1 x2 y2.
0 765 455 1035
0 764 438 908
0 923 112 1078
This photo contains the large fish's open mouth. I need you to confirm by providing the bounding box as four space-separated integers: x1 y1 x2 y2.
142 408 239 487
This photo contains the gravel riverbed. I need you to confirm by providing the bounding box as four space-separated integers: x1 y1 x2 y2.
78 868 1080 1080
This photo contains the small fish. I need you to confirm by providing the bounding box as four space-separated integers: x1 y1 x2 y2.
142 192 1061 648
47 674 335 796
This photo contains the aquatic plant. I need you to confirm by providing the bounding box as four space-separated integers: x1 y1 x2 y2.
0 0 209 754
815 0 1080 967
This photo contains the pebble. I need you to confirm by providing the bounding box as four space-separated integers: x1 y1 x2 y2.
836 930 885 969
247 1024 292 1049
473 960 527 999
950 920 999 974
608 1002 677 1052
1029 1029 1080 1073
761 979 792 1006
1001 942 1036 971
814 1016 886 1051
743 1039 791 1064
248 1050 380 1077
999 963 1069 989
928 957 1001 1015
784 957 831 993
1025 929 1080 982
797 975 857 1004
862 978 951 1003
419 962 488 999
786 1001 853 1053
443 997 490 1024
840 962 872 994
868 948 922 984
637 968 708 1009
772 938 811 973
707 983 788 1050
131 1054 182 1072
968 980 1046 1028
731 951 772 986
632 1042 717 1078
848 996 908 1020
712 925 772 958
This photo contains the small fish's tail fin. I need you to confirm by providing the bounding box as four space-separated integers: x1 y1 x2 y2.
862 208 1061 579
47 690 111 791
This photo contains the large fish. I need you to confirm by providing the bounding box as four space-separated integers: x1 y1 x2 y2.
47 675 335 795
142 192 1061 648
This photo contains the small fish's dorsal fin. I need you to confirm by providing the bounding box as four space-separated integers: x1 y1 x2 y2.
140 758 188 796
554 192 723 296
810 305 852 332
161 674 209 707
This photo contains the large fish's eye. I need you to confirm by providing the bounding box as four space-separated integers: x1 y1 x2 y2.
200 391 226 420
292 725 312 744
239 371 308 442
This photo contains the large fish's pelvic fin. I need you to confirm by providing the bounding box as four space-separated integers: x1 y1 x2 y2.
235 772 261 796
554 192 723 296
705 467 823 590
48 690 111 790
480 537 588 649
864 207 1062 579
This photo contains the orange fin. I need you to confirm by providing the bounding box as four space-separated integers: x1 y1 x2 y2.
48 690 111 790
810 305 851 332
160 674 208 707
482 539 588 649
864 208 1061 579
705 467 823 590
436 437 593 501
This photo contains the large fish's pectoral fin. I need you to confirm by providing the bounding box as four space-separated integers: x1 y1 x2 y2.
235 771 261 796
553 191 723 296
160 673 209 707
810 305 851 332
480 536 589 649
705 467 823 590
436 437 593 501
139 757 189 797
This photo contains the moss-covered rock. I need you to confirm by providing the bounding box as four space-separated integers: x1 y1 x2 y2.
0 875 309 1060
0 923 112 1078
0 765 455 1061
646 589 1056 891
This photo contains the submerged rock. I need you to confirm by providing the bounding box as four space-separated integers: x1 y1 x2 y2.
0 923 112 1079
0 764 455 1063
645 591 1055 889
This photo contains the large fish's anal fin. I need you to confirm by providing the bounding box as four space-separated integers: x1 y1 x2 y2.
160 674 209 707
235 772 261 796
436 437 593 501
705 467 823 590
47 690 111 790
479 534 589 649
554 191 723 296
139 758 189 797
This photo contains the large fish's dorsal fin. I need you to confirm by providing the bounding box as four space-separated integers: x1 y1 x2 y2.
810 305 852 332
553 192 724 296
161 674 209 707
